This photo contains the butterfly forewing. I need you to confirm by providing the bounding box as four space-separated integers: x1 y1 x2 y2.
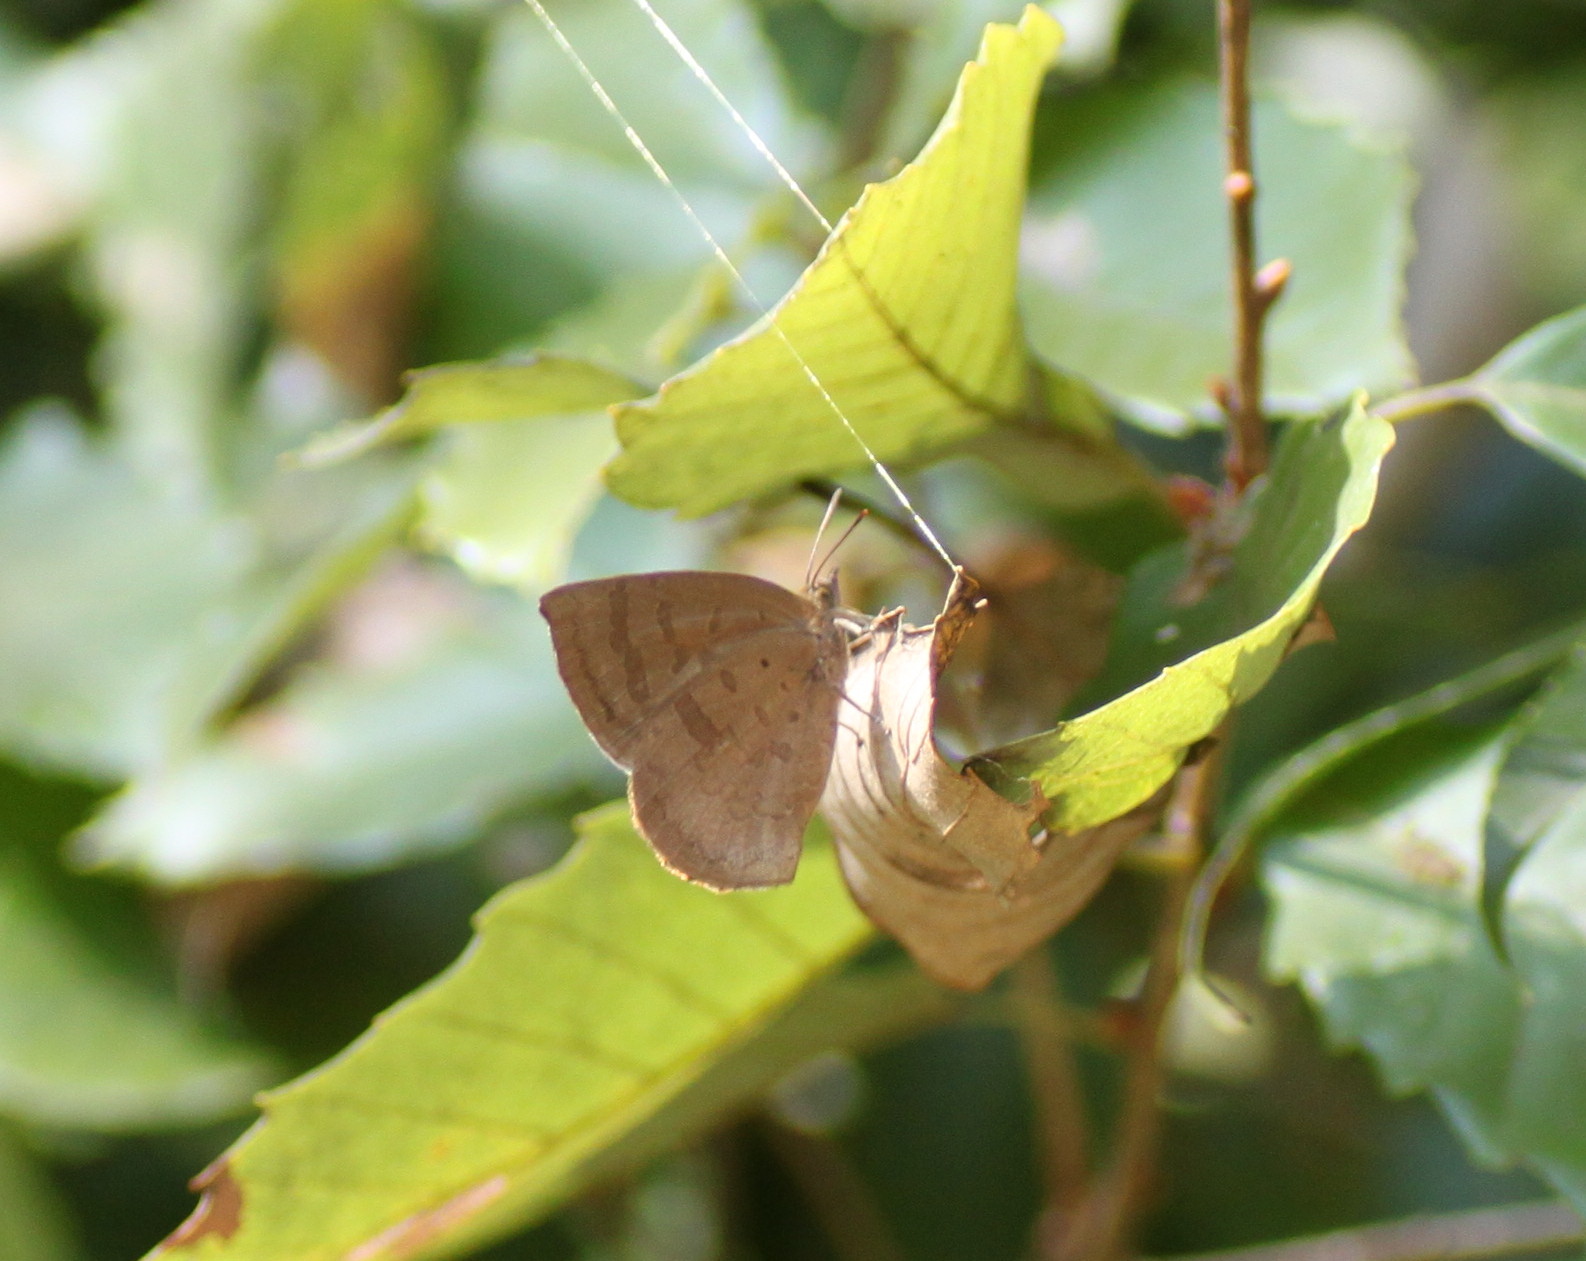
540 571 850 888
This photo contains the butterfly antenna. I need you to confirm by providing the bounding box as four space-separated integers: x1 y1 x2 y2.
521 0 959 575
815 509 869 586
805 487 846 591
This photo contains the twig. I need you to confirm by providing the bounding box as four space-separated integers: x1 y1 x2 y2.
1044 744 1223 1261
1144 1200 1583 1261
1218 0 1283 487
1013 951 1092 1215
760 1120 908 1261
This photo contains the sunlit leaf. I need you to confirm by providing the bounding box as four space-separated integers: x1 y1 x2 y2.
302 356 649 591
0 412 412 778
299 356 646 465
1263 722 1586 1210
1466 304 1586 478
971 403 1393 832
152 807 877 1261
606 7 1061 516
82 592 609 883
1022 81 1414 428
0 766 272 1130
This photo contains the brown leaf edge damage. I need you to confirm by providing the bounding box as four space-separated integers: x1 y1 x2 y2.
343 1176 510 1261
161 1158 244 1250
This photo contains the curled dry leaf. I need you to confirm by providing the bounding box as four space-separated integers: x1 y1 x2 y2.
941 536 1122 745
821 577 1161 990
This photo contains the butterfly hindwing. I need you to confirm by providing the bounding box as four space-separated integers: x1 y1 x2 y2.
540 570 850 888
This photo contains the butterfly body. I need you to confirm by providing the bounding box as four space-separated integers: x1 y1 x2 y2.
540 571 852 890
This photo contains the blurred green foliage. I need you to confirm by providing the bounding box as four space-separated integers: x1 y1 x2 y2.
2 0 1586 1258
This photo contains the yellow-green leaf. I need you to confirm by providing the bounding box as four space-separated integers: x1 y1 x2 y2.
297 356 647 466
972 403 1394 832
605 6 1059 516
152 807 874 1261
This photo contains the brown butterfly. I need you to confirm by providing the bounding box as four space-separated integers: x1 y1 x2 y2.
539 571 855 890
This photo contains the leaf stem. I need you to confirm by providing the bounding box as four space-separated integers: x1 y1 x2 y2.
1013 951 1093 1217
1143 1200 1583 1261
1044 744 1222 1261
760 1120 907 1261
1369 380 1484 425
1218 0 1278 487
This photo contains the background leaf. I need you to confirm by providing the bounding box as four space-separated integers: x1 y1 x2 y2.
1022 81 1415 428
0 412 412 778
81 584 609 883
1263 718 1586 1210
1467 304 1586 478
153 807 875 1261
1482 642 1586 949
429 0 825 362
260 0 450 398
0 1125 81 1261
0 765 272 1130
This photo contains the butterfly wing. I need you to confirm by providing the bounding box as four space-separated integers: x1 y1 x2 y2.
540 571 848 888
624 624 845 889
540 572 821 764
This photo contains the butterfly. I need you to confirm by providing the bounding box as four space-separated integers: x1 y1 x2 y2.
540 570 857 890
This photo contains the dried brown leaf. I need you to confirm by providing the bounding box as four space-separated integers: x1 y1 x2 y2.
820 585 1161 990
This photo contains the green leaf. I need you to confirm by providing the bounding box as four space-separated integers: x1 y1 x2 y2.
0 1125 81 1261
0 412 413 778
605 7 1061 516
301 356 649 591
0 765 272 1130
1212 620 1580 878
151 807 877 1261
82 594 610 883
1179 622 1579 984
1263 722 1586 1210
299 357 647 465
1467 305 1586 478
417 414 619 592
1483 642 1586 953
971 403 1394 832
1022 81 1415 428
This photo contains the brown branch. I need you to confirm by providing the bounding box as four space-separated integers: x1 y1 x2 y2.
1013 951 1092 1216
1043 744 1223 1261
1145 1201 1584 1261
760 1120 907 1261
1218 0 1284 488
